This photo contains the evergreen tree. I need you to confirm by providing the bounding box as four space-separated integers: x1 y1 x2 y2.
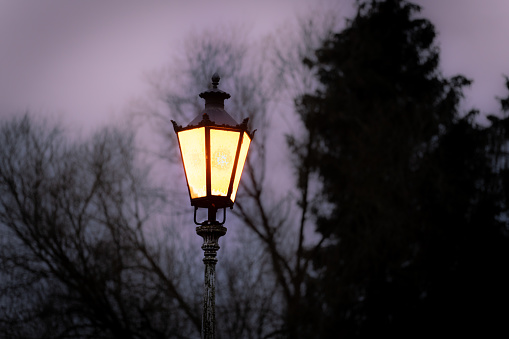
294 0 509 337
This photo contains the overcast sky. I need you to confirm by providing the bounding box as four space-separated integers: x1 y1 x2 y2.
0 0 508 131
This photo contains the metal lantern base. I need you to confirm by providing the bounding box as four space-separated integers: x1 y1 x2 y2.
196 223 227 339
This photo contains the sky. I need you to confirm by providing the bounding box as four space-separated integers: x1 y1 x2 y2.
0 0 508 132
417 0 509 123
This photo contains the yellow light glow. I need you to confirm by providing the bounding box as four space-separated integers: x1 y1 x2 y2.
210 129 240 196
178 127 206 199
230 132 251 202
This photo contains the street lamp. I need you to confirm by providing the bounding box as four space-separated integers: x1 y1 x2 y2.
171 73 255 339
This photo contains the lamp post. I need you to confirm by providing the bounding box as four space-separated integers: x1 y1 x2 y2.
171 73 255 339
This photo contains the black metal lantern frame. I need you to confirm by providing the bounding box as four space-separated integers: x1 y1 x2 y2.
171 73 255 225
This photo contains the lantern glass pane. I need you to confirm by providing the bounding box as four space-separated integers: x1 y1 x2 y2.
231 132 251 202
210 129 240 196
177 127 206 199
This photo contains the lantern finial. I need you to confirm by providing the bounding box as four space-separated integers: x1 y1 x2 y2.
212 73 220 89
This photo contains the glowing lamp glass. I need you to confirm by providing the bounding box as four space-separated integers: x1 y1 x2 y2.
176 126 251 208
231 132 251 202
177 127 207 199
210 129 240 196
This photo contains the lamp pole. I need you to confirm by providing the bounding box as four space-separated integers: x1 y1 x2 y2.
171 73 254 339
196 208 226 339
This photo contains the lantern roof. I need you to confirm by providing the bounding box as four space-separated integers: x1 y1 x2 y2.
189 73 237 127
172 73 255 138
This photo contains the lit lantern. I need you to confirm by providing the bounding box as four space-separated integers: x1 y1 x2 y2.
172 74 255 220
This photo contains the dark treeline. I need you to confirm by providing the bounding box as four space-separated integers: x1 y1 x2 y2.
1 0 508 338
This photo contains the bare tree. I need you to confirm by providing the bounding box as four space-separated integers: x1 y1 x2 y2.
140 10 341 336
0 115 201 338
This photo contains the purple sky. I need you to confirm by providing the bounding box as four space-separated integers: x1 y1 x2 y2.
416 0 509 123
0 0 508 131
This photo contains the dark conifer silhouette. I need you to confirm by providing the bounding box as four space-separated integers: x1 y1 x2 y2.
294 0 509 337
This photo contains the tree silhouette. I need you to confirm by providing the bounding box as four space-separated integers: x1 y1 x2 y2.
294 0 509 337
0 115 200 338
142 22 340 337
